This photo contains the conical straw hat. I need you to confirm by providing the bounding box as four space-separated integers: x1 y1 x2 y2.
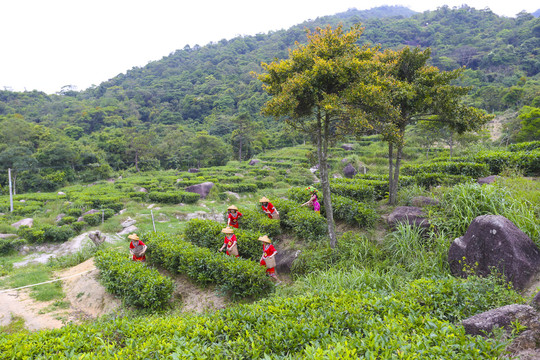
257 235 272 243
128 233 140 241
259 197 270 203
227 205 238 210
222 227 234 234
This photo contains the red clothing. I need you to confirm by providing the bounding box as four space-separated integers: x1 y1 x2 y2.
130 240 146 262
260 243 276 274
261 202 276 218
224 234 238 257
227 211 243 228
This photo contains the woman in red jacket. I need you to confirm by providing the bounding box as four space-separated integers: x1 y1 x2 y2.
128 233 147 262
227 205 243 228
258 235 281 284
219 227 239 257
259 197 279 219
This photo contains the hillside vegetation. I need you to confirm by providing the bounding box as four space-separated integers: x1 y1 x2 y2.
0 5 539 193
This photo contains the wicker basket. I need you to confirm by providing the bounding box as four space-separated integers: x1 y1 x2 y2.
265 255 276 269
132 244 147 257
228 243 238 256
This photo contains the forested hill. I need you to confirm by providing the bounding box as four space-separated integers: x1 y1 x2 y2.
0 5 539 193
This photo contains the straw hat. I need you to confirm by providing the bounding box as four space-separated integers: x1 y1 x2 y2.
227 205 238 211
259 197 270 203
222 227 234 234
128 234 140 241
257 235 272 243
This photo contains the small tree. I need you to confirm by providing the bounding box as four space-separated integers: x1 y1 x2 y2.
258 25 381 248
350 47 492 204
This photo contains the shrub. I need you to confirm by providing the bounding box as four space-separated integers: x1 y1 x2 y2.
42 225 75 242
218 183 258 193
0 237 26 255
401 162 490 178
94 248 174 311
128 192 148 201
184 219 265 261
70 221 86 233
57 216 76 225
143 232 273 299
273 199 327 242
148 191 182 204
413 173 473 188
239 208 281 237
472 149 540 176
331 195 378 228
508 140 540 152
329 180 376 201
65 208 82 217
17 226 45 243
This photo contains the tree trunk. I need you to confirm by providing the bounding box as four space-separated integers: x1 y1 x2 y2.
135 150 140 172
449 131 454 158
388 142 394 204
238 138 243 162
391 143 403 205
12 172 17 196
317 111 337 248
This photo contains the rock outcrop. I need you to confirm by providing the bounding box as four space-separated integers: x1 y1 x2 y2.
185 182 214 199
448 215 540 290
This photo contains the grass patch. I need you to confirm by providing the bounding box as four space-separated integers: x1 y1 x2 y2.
0 315 27 334
6 264 64 301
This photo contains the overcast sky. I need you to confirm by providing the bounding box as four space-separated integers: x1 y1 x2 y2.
1 0 537 94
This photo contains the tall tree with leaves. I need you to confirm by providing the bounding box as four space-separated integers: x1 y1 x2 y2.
352 47 493 204
258 25 382 248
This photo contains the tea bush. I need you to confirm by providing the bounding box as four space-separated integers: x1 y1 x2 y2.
148 191 200 204
472 149 540 176
57 216 76 225
0 237 26 255
0 276 521 359
184 219 266 261
143 232 273 299
218 183 257 193
401 162 490 178
94 248 174 311
332 195 378 228
239 208 281 237
17 224 75 243
413 173 473 187
273 199 327 241
508 140 540 152
329 180 376 201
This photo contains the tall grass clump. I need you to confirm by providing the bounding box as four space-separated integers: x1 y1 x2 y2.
433 183 540 244
382 223 450 278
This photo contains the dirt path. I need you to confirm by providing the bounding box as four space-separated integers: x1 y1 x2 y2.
58 258 121 320
0 289 65 331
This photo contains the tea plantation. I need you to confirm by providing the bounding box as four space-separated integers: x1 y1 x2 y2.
0 139 538 359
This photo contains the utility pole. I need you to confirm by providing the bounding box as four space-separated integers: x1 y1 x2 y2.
8 168 13 212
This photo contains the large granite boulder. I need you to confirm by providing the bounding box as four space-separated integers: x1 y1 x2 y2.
448 215 540 290
343 163 357 178
341 144 354 151
275 249 302 274
462 304 540 336
11 218 33 229
185 182 214 199
248 159 260 166
387 206 429 230
188 168 200 173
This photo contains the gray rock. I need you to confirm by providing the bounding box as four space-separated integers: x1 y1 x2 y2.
275 249 302 274
0 233 17 239
343 163 357 178
226 191 240 200
387 206 429 230
57 191 66 196
533 291 540 312
332 174 343 179
249 159 260 166
121 217 137 228
341 144 354 151
341 158 349 164
19 245 30 255
184 182 213 200
55 213 66 223
11 218 33 229
82 209 100 216
133 186 148 193
478 175 499 185
188 168 200 173
448 215 540 291
462 304 540 336
117 225 138 235
411 196 440 207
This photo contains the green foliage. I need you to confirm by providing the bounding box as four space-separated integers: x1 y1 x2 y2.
508 140 540 152
413 172 474 187
472 149 540 176
143 232 273 299
331 195 378 228
402 161 490 178
273 199 328 241
329 180 377 201
239 208 281 237
0 275 521 359
0 237 26 255
94 248 174 311
432 183 540 243
57 216 76 225
217 182 257 193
